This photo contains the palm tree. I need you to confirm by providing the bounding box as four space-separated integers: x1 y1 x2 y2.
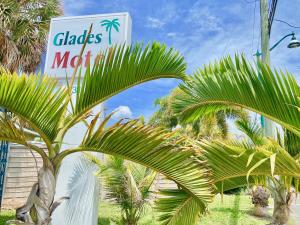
98 155 157 225
235 118 299 222
0 43 213 225
65 154 157 225
149 88 246 140
0 0 62 73
173 56 300 225
101 19 120 45
235 118 270 216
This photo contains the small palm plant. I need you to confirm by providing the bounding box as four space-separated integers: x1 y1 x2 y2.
1 42 213 225
101 19 120 45
236 118 299 222
101 156 156 225
65 153 157 225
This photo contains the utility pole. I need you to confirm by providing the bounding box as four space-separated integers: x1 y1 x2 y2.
260 0 270 64
260 0 274 137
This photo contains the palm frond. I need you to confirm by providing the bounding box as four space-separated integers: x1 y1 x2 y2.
103 158 145 217
200 140 300 193
0 70 67 149
155 189 205 225
0 112 33 143
284 129 300 157
56 119 213 207
235 118 264 145
0 112 47 159
69 43 186 129
174 55 300 136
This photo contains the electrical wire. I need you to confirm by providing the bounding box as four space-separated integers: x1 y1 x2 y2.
274 19 300 29
243 0 259 3
268 0 278 34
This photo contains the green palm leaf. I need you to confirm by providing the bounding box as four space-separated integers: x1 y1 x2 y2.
174 55 300 136
55 119 213 206
200 140 300 192
235 118 264 145
0 112 47 158
0 69 67 148
69 43 186 129
284 129 300 157
156 189 205 225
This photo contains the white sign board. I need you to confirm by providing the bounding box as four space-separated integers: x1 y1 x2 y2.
45 12 131 78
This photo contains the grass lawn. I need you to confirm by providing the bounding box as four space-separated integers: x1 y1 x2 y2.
0 209 15 224
1 195 273 225
200 194 272 225
98 194 273 225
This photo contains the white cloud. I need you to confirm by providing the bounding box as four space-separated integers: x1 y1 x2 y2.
146 2 180 29
112 106 133 119
167 32 177 38
185 6 223 32
146 17 166 28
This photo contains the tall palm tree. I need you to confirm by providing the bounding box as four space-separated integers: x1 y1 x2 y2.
173 56 300 225
0 0 62 73
0 43 213 225
101 19 120 45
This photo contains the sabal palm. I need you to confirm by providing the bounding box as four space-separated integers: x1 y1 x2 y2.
173 56 300 224
0 43 212 225
0 0 62 73
101 19 120 45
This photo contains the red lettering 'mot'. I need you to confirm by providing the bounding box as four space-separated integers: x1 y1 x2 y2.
52 51 70 69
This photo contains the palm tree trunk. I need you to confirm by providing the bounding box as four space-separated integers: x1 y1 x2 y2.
271 187 294 225
8 166 56 225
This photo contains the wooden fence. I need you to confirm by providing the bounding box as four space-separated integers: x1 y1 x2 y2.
1 143 45 209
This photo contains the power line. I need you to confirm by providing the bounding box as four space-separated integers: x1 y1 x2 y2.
274 19 300 29
268 0 278 34
243 0 259 3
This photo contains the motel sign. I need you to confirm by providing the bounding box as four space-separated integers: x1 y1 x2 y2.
45 12 132 78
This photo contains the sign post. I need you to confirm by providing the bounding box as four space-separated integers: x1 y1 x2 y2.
44 12 132 225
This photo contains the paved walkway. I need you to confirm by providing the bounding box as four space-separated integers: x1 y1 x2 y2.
290 198 300 225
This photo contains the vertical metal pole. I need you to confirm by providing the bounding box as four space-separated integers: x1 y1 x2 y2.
260 0 274 137
0 141 9 209
255 51 266 129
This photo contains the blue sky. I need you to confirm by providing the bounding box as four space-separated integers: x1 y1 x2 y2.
62 0 300 121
